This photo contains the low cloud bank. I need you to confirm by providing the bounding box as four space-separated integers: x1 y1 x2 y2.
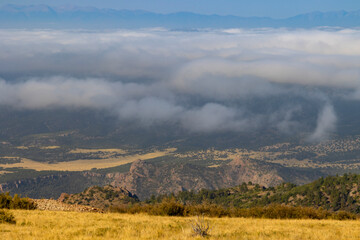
0 28 358 139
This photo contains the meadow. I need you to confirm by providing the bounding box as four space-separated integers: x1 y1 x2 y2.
1 210 360 239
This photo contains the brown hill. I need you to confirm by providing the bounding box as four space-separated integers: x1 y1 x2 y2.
58 185 139 210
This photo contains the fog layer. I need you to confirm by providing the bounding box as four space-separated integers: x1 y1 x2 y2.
1 28 359 140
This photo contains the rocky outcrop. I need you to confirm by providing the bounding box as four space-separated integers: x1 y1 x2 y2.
33 199 103 213
59 185 139 210
223 158 284 187
107 157 286 200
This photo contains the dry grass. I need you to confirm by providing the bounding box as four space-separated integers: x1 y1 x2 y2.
69 148 128 154
208 164 221 168
39 146 61 150
1 210 360 240
15 146 29 149
0 148 176 171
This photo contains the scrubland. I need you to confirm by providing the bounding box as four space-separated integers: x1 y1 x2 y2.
1 210 360 239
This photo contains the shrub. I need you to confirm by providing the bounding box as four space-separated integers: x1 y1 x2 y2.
0 209 16 224
152 198 185 216
110 201 358 220
186 203 227 217
232 205 332 219
332 211 357 220
0 193 37 210
190 215 211 237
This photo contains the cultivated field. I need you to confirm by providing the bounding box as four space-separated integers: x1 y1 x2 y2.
1 210 360 239
0 148 176 171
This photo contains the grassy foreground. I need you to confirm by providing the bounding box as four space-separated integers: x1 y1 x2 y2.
1 210 360 239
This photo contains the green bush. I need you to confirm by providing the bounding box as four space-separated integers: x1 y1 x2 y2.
151 198 185 216
0 209 16 224
0 192 37 210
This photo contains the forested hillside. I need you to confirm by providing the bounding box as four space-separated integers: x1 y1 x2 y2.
149 174 360 213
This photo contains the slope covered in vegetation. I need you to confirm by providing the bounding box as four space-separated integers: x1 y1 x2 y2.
59 185 139 209
149 174 360 213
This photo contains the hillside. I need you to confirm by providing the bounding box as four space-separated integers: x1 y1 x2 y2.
49 173 360 214
108 157 320 200
150 174 360 213
59 185 139 209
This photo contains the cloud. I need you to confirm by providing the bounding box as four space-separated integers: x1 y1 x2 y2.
118 97 183 125
171 59 284 99
0 77 128 110
308 103 337 142
1 28 360 88
180 103 252 132
270 105 303 134
0 28 359 138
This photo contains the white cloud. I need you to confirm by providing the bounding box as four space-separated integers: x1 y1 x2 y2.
180 103 251 132
118 97 183 125
1 28 358 137
308 103 337 142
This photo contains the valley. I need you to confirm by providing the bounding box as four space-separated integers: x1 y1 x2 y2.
1 130 360 199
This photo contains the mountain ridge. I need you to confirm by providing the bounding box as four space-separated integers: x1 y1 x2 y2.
1 4 360 29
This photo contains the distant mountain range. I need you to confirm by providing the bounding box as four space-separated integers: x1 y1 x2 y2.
1 4 360 29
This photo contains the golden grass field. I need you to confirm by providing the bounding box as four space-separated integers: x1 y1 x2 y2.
1 210 360 240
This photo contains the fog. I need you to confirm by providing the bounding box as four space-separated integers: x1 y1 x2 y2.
0 28 359 140
308 103 337 142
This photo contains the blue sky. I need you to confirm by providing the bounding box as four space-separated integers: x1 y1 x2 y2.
1 0 360 18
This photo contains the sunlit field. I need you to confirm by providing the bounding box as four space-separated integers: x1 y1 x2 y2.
1 210 360 239
0 148 176 171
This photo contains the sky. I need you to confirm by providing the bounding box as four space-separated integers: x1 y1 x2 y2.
1 0 360 18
